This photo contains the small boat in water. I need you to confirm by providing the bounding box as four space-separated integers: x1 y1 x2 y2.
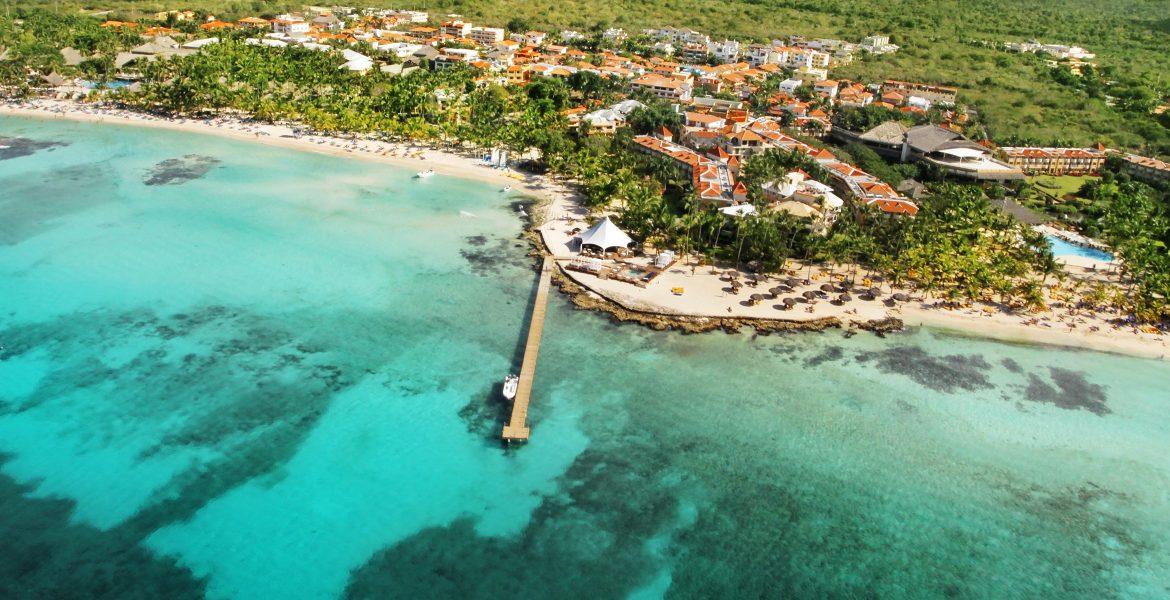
501 185 512 192
416 169 435 178
502 374 519 400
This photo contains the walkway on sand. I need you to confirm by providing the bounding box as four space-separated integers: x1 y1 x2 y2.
502 256 554 443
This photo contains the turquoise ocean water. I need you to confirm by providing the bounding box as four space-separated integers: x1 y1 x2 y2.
1 115 1169 599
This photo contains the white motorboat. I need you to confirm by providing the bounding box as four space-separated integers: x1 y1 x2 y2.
501 185 512 192
415 169 435 178
502 374 519 400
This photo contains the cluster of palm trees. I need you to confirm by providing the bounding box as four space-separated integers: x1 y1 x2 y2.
1101 182 1170 322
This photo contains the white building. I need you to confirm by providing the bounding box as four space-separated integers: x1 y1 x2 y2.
440 20 471 38
271 15 309 36
375 41 424 58
434 48 479 69
560 30 586 42
778 78 803 94
469 26 505 44
602 28 627 44
390 10 429 23
709 39 741 64
859 35 899 54
652 41 675 56
631 73 693 102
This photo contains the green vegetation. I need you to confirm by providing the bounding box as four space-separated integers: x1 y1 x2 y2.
1102 182 1170 322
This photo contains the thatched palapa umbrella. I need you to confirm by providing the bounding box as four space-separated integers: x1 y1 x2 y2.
892 292 909 302
783 297 797 306
750 293 764 305
802 291 818 299
820 283 834 292
869 286 882 296
839 293 852 302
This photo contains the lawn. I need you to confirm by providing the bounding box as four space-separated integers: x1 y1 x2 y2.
1029 174 1099 199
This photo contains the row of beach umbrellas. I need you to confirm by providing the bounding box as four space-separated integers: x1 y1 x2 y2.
724 270 913 305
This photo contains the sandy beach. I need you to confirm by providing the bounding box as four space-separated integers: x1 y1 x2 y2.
4 98 1166 360
538 209 1170 361
0 98 580 216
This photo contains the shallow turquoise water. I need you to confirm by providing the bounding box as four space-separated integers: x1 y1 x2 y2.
2 115 1169 599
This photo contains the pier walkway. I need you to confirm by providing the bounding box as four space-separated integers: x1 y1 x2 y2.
502 256 554 443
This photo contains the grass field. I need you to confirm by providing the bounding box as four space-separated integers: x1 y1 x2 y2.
1029 175 1099 199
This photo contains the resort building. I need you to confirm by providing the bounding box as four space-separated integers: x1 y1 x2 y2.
859 35 899 53
631 73 694 103
468 26 505 45
1121 154 1170 186
830 120 909 160
632 133 740 206
709 40 741 64
440 20 471 38
998 146 1108 175
760 172 845 228
680 43 710 64
389 10 429 23
882 80 957 106
572 100 644 135
900 125 1024 181
271 15 309 36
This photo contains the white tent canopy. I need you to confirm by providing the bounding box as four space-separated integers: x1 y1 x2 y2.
938 147 986 159
577 216 633 251
719 204 757 217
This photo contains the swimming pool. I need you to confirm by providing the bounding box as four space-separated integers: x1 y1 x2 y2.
82 80 132 90
1045 234 1114 261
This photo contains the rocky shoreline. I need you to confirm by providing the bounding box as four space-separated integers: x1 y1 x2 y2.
522 216 905 337
550 267 905 336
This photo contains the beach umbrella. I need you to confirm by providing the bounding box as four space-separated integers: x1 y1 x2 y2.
750 293 764 304
869 286 882 296
726 270 740 279
839 281 853 290
769 287 785 296
786 277 800 287
839 293 852 302
860 293 874 301
783 297 797 306
892 292 909 302
802 291 818 299
820 283 834 292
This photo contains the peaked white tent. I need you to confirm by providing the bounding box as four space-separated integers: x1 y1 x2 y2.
577 217 633 252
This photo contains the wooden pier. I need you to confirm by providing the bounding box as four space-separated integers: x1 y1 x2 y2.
502 256 554 443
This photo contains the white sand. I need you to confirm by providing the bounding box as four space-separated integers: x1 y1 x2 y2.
0 99 576 209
